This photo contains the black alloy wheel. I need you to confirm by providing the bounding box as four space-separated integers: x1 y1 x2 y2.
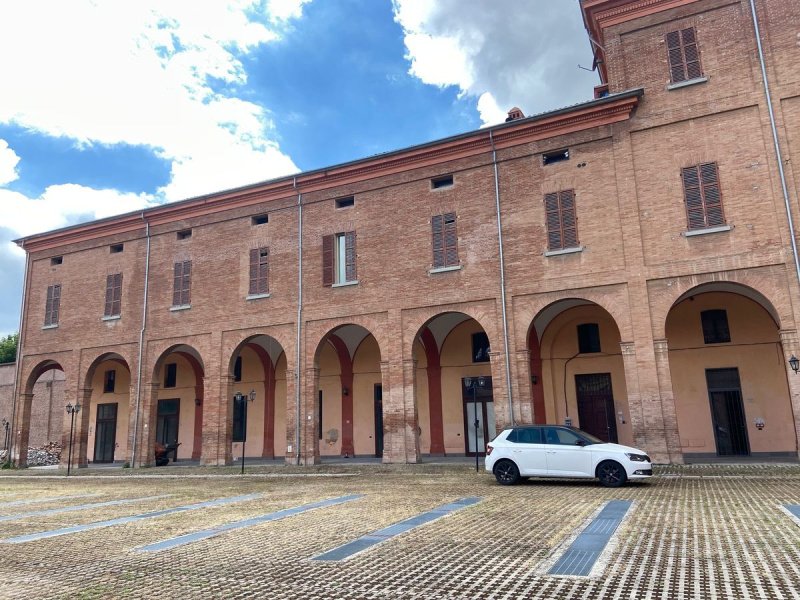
597 460 627 488
493 460 520 486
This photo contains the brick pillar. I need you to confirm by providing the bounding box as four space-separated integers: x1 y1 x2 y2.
620 341 647 451
125 382 137 464
489 351 511 433
301 367 320 465
514 349 534 424
653 338 683 464
779 329 800 458
402 358 421 463
419 328 444 455
135 382 159 467
283 359 299 465
201 375 232 466
12 392 34 467
75 388 92 468
380 358 419 464
191 377 204 461
262 358 276 459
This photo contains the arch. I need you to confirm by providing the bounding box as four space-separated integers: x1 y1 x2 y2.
312 323 383 367
670 282 780 329
24 359 64 396
82 352 131 390
151 344 205 383
405 306 498 364
15 359 66 467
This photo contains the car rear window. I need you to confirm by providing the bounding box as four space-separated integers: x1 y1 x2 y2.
508 428 542 444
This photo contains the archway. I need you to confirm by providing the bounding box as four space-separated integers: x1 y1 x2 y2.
14 360 65 467
532 299 630 444
413 312 496 456
228 335 287 461
665 283 796 461
82 353 131 465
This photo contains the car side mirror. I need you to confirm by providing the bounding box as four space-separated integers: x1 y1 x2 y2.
575 439 587 447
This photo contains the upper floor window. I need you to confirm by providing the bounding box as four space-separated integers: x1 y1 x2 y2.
177 229 192 240
472 332 491 363
701 309 730 344
104 273 122 317
544 190 579 251
50 256 63 266
164 363 177 388
110 243 124 254
251 214 268 226
681 162 724 230
577 323 601 354
103 369 116 393
248 248 269 296
432 213 459 269
44 284 61 327
666 27 702 84
172 260 192 307
431 175 454 189
335 196 355 209
322 232 357 286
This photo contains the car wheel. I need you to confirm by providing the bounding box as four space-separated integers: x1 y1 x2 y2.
597 460 627 488
493 460 520 486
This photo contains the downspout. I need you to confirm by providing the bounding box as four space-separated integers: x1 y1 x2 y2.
294 177 303 464
8 242 30 464
131 214 151 466
749 0 800 286
489 130 515 425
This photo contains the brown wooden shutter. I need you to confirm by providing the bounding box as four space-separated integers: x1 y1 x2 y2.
681 27 702 80
544 192 562 250
50 284 61 325
682 163 724 230
258 248 269 294
322 234 334 287
248 248 259 295
182 260 192 305
173 262 183 306
666 27 701 83
45 285 54 326
345 230 357 282
443 213 458 267
431 214 444 268
700 162 724 226
112 273 122 316
544 190 579 251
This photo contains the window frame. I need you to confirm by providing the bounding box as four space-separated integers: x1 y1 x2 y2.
323 232 357 286
431 212 459 269
44 284 61 327
164 363 177 388
172 260 192 307
666 26 703 84
544 190 579 251
103 369 116 394
248 247 269 296
577 323 602 354
681 162 725 231
104 273 123 317
471 332 491 363
701 309 731 344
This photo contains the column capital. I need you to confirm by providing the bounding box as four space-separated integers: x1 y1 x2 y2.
620 341 636 355
515 349 531 361
780 329 798 346
653 338 669 353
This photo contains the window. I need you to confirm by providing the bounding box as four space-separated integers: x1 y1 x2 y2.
172 260 192 306
232 395 246 442
508 427 542 444
322 232 356 286
577 323 601 353
431 175 454 189
103 370 116 393
335 196 355 209
544 190 579 251
701 309 730 344
543 149 569 165
104 273 122 317
110 244 124 254
251 214 268 225
543 427 583 446
248 248 269 296
472 332 491 363
682 163 724 231
432 213 458 268
44 284 61 327
233 356 242 382
177 229 192 240
666 27 702 84
164 363 177 388
51 256 63 266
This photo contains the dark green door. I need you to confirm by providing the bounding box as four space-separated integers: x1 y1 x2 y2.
706 368 749 456
374 384 384 458
93 403 118 463
156 399 180 460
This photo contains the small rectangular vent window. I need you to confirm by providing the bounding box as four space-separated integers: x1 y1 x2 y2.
51 256 63 266
110 244 124 254
335 196 355 209
543 149 570 165
177 229 192 240
431 175 454 189
251 214 269 225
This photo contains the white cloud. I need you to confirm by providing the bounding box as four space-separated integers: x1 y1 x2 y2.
0 140 20 186
392 0 599 126
0 0 309 204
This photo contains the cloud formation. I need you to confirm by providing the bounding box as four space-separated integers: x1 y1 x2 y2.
0 140 20 186
392 0 599 125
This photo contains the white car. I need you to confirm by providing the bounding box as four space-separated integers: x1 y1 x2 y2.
485 425 652 487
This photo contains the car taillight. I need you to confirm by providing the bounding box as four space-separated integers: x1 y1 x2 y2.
486 444 493 456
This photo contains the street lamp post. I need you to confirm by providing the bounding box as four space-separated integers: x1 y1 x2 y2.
65 402 81 476
234 390 256 475
1 418 9 463
464 376 486 473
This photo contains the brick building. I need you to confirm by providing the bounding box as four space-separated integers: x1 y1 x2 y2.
8 0 800 468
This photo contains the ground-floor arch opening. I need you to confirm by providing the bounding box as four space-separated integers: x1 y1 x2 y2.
413 312 496 457
530 299 631 445
14 360 66 467
83 353 131 465
228 335 287 460
665 283 796 461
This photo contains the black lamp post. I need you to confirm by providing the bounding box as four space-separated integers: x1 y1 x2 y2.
65 402 81 476
234 390 256 475
789 355 799 374
1 418 9 463
464 376 486 472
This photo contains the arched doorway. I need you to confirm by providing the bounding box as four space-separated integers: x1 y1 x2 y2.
15 360 65 467
532 300 630 445
228 335 287 460
413 312 496 457
149 345 204 463
665 283 795 460
314 325 382 459
82 353 131 465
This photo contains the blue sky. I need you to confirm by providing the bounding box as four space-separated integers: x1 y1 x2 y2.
0 0 598 336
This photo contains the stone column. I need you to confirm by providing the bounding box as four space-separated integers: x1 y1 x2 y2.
779 329 800 458
12 392 34 467
653 338 683 464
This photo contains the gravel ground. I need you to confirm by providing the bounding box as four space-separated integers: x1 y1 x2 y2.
1 464 799 599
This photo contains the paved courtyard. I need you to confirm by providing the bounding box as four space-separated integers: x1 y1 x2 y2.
1 464 800 599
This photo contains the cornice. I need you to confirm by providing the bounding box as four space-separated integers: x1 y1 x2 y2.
17 90 642 254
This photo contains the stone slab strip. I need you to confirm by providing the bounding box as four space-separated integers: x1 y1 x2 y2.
0 493 100 508
136 494 363 553
0 493 262 544
312 496 482 562
0 495 172 523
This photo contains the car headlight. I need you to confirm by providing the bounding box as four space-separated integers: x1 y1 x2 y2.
625 453 649 462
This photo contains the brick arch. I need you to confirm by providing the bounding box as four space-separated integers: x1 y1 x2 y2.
149 343 206 384
23 359 66 396
81 351 134 390
227 334 287 378
649 272 791 340
221 326 295 375
308 317 387 367
403 303 500 362
13 358 67 467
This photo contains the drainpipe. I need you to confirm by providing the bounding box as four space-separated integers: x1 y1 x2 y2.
489 130 515 425
8 242 30 464
131 214 151 466
749 0 800 287
294 177 303 464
